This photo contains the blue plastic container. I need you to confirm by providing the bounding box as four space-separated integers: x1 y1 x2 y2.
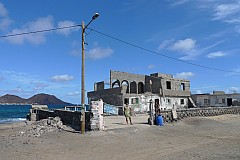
156 115 164 126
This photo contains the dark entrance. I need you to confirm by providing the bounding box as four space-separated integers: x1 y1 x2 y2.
154 99 160 113
227 98 232 106
124 98 129 105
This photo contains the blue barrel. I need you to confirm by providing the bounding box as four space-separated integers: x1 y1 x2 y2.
156 115 164 126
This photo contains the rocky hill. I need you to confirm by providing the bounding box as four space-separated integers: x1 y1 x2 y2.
0 93 72 105
0 94 27 104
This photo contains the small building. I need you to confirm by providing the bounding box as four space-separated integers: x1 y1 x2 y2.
87 70 195 114
29 105 48 121
191 91 240 107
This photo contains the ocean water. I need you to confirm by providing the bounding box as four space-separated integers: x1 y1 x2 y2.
0 104 66 124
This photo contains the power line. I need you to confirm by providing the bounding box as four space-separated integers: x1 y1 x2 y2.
0 24 239 74
0 24 81 38
88 28 240 74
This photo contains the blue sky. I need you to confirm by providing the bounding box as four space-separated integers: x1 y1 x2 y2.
0 0 240 104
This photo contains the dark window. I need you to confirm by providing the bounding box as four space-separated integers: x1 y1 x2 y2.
222 99 225 104
180 83 185 90
166 81 171 89
124 98 129 104
138 82 144 94
204 99 210 105
167 98 171 104
130 81 137 93
131 98 139 104
180 99 184 105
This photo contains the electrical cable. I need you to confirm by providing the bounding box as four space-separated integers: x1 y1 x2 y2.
0 24 81 38
88 27 240 74
0 24 239 74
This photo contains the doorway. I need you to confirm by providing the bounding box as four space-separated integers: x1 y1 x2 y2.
227 98 232 106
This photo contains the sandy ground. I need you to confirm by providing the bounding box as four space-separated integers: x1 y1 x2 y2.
0 114 240 160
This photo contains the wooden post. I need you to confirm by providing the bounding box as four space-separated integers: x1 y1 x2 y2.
81 21 85 134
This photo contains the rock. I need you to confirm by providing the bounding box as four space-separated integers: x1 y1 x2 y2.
19 117 64 137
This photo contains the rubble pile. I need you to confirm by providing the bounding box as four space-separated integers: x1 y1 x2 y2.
20 117 63 137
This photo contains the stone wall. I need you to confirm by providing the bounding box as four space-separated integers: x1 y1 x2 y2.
192 93 240 107
110 70 145 88
37 110 55 120
160 107 240 123
94 81 105 91
88 87 123 106
32 109 91 131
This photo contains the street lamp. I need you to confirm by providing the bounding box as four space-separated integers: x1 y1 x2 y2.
81 13 99 134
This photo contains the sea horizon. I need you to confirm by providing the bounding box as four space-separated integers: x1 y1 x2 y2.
0 104 67 124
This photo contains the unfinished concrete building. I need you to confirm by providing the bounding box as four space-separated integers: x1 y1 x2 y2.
88 70 194 113
192 91 240 107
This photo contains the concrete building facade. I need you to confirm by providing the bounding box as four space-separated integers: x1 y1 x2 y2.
192 91 240 107
88 70 194 114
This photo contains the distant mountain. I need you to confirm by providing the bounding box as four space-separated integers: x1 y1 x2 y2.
0 94 27 104
27 93 72 105
0 93 72 105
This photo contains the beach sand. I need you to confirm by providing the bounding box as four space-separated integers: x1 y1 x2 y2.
0 114 240 160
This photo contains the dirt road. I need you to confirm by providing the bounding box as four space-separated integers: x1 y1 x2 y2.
0 114 240 160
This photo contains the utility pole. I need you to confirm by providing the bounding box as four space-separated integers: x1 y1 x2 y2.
81 21 85 134
81 13 99 134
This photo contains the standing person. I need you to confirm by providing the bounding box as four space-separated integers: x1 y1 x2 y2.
124 103 133 125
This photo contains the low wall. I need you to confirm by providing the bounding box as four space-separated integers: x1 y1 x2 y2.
160 107 240 123
33 109 91 131
37 110 55 120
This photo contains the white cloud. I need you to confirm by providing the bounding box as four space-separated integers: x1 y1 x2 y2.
170 0 190 6
147 64 155 69
0 2 8 17
226 87 240 93
175 72 194 79
207 51 227 58
0 2 12 31
195 90 202 94
171 38 196 52
70 49 80 56
159 38 199 60
213 3 240 20
69 41 81 56
191 85 218 90
158 39 174 50
50 75 74 82
179 54 196 60
0 18 11 30
2 71 35 84
169 1 240 34
56 20 78 36
87 47 113 60
67 92 79 96
33 82 49 91
225 67 240 76
6 15 54 44
10 87 23 93
212 2 240 33
191 90 202 94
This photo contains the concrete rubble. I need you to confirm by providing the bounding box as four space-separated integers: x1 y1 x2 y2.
19 117 73 137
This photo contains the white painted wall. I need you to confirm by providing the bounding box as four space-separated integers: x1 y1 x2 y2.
127 94 189 113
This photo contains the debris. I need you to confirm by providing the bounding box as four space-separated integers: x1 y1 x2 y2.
20 117 63 137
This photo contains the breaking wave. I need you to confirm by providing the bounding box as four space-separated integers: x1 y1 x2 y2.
0 118 26 124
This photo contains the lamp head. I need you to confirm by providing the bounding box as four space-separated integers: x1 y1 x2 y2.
92 13 99 20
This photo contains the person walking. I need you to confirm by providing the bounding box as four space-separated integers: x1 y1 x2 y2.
124 103 133 125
